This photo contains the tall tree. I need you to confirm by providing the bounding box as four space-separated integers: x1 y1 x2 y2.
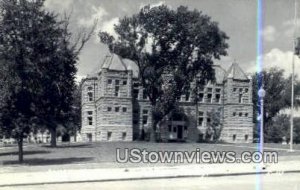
0 0 91 162
99 5 228 141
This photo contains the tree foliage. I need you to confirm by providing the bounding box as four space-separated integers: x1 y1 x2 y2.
0 0 90 162
99 5 228 141
205 108 223 142
252 67 300 141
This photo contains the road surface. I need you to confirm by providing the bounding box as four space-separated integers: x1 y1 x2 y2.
1 173 300 190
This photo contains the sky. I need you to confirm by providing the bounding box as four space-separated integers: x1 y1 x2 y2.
43 0 300 80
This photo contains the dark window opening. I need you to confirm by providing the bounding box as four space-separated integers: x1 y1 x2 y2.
122 132 126 140
207 118 211 124
199 93 204 102
233 134 236 141
142 115 148 125
88 117 93 125
207 94 212 103
115 86 120 97
215 94 221 103
143 89 147 99
115 107 120 112
133 89 139 99
173 126 177 133
123 107 127 112
88 92 93 101
107 132 112 141
168 125 172 132
185 92 190 102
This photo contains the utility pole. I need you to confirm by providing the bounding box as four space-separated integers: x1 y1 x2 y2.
290 0 298 152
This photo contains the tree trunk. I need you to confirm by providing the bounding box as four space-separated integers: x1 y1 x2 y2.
150 120 158 142
50 128 57 147
18 137 23 163
74 126 77 142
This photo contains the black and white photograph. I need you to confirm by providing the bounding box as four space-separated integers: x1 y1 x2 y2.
0 0 300 189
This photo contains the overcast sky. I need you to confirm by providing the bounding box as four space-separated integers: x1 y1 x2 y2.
44 0 300 80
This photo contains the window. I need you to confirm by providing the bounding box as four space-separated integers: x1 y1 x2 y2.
133 120 139 124
239 88 243 92
185 92 190 102
198 111 204 126
184 126 188 130
107 79 112 84
239 94 243 103
207 94 212 103
87 111 93 115
173 126 177 133
239 112 243 117
107 132 112 141
215 94 221 103
215 88 221 103
122 132 127 140
168 125 172 132
199 93 204 102
115 86 120 97
215 88 221 93
107 107 112 112
115 107 120 112
122 107 127 112
143 89 147 99
245 113 248 117
245 134 249 141
115 80 120 85
88 92 93 101
233 112 236 116
123 80 127 85
133 83 139 99
142 115 148 125
233 88 237 92
133 89 139 99
245 88 249 93
233 134 236 141
142 109 148 125
88 117 93 125
87 86 93 91
207 88 213 93
207 118 211 124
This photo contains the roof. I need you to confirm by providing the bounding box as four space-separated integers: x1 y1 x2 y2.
99 54 139 78
86 54 248 83
225 62 249 80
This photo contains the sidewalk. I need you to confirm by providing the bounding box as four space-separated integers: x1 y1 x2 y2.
1 160 300 187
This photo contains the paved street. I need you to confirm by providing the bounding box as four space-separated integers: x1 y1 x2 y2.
1 173 300 190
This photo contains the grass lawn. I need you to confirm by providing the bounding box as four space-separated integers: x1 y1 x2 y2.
0 142 300 172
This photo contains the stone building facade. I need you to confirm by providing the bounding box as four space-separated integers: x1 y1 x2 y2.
80 54 254 143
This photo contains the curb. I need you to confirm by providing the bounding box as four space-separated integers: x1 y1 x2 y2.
1 169 300 187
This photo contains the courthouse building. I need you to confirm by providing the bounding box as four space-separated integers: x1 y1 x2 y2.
80 54 254 143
